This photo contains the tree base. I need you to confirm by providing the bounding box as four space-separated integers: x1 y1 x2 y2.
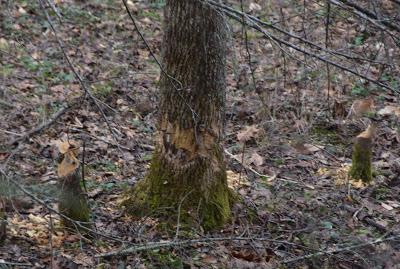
122 151 234 231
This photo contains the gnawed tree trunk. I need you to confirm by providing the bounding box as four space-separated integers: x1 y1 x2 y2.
349 124 376 183
57 141 90 229
124 0 232 230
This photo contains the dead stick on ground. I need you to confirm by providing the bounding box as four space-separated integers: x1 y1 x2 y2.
96 236 296 258
283 233 400 263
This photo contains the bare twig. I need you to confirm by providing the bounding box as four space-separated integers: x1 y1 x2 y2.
224 149 313 188
9 99 78 146
69 127 154 151
37 0 122 152
174 190 194 241
205 1 399 94
336 0 400 32
0 99 15 108
206 0 391 65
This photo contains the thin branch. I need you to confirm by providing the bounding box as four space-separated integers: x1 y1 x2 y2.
337 0 400 32
204 1 399 94
206 0 390 66
8 98 79 146
69 127 154 151
37 0 122 152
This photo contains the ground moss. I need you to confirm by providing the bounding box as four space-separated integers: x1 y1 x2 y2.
311 125 342 145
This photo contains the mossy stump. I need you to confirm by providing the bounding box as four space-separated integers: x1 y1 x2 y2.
348 124 375 183
59 167 90 230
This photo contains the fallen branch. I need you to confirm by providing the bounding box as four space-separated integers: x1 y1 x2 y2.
69 127 154 151
283 233 400 263
207 0 390 65
96 236 294 258
341 204 388 233
0 261 32 267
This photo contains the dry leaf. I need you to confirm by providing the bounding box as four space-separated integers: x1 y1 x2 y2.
347 97 375 119
237 125 260 143
378 105 400 117
248 152 264 166
304 144 321 153
381 202 394 211
249 3 262 11
28 214 47 224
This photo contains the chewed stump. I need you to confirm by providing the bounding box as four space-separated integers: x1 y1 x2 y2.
349 124 375 183
57 140 90 230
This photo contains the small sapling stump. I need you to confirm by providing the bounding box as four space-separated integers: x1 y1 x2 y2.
57 140 90 230
349 124 376 183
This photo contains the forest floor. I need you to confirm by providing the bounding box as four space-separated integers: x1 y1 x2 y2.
1 0 400 268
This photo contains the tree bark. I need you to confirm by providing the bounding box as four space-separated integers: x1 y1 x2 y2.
125 0 231 230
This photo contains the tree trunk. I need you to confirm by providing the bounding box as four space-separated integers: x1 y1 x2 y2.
125 0 231 230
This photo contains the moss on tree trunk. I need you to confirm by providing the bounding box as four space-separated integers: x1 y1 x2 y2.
124 0 232 230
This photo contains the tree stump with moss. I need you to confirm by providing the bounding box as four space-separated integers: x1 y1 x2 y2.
123 0 232 230
349 124 376 183
57 141 90 229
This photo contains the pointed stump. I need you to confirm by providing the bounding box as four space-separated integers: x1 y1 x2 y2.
57 141 90 230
